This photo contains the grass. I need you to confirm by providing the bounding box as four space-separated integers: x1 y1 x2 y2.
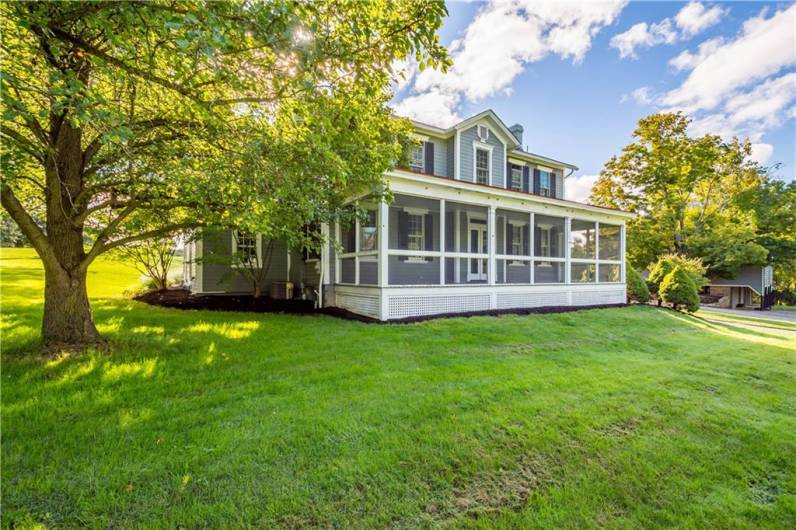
2 248 795 528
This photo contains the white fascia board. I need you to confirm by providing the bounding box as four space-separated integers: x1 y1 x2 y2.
386 170 634 221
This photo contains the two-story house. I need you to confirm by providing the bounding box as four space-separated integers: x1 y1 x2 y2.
184 110 632 320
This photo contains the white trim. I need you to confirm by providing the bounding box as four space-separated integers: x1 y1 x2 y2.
231 230 262 269
378 201 388 288
473 141 494 185
439 199 446 285
386 170 634 220
455 130 461 180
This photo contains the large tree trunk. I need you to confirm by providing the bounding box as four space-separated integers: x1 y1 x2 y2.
42 264 102 349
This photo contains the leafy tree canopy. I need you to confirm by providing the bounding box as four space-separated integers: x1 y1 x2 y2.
0 0 449 348
590 113 781 278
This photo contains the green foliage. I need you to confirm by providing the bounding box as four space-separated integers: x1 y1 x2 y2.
648 254 707 294
590 113 771 276
660 266 700 312
625 261 650 303
3 248 795 527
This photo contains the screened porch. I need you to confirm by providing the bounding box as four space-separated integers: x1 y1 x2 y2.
334 193 625 288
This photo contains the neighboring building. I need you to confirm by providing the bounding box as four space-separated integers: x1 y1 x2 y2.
705 265 774 309
183 110 632 320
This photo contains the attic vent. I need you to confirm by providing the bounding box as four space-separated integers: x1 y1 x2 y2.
477 125 490 142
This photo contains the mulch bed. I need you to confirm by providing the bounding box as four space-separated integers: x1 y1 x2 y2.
134 289 316 314
135 288 627 324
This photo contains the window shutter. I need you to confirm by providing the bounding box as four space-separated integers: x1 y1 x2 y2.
397 211 408 261
506 162 512 189
533 169 541 195
523 166 530 193
507 223 513 254
551 171 557 198
424 141 435 175
534 226 541 255
424 214 434 251
523 225 529 255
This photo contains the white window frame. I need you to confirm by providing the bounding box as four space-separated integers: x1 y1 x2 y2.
473 141 493 185
539 170 551 197
409 144 424 173
231 230 261 268
510 165 522 191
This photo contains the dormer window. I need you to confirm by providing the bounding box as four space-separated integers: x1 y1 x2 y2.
477 125 490 141
539 171 551 197
409 144 424 173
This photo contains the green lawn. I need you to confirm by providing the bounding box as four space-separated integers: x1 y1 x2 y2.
2 248 795 528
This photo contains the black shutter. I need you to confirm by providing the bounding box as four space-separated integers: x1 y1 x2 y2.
424 141 434 175
523 225 529 255
551 171 557 198
523 166 530 193
534 226 541 255
507 223 513 255
397 211 408 261
506 162 513 189
533 169 541 195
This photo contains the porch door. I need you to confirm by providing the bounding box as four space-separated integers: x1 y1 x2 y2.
468 219 487 282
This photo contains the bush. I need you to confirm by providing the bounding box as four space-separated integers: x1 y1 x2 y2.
626 261 650 303
660 266 700 312
649 254 707 291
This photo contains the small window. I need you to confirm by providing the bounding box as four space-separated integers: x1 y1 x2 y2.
233 230 258 266
539 171 551 197
510 166 522 190
359 208 378 251
476 148 490 184
409 144 424 173
406 213 425 251
477 125 490 141
539 227 551 257
511 226 523 256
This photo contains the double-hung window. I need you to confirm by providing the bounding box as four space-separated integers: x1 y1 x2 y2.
233 230 258 267
406 213 425 251
510 166 522 191
409 144 424 173
539 171 551 197
475 148 490 184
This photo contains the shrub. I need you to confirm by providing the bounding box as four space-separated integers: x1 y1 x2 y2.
626 261 650 303
660 266 700 312
648 254 707 305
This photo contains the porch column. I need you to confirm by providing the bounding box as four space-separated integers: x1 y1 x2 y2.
620 223 626 284
595 221 600 284
565 217 571 286
378 200 388 287
488 205 496 285
529 212 535 284
439 199 446 285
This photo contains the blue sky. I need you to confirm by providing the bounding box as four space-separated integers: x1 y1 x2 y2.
392 1 796 201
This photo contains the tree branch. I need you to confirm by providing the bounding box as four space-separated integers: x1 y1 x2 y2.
0 183 59 271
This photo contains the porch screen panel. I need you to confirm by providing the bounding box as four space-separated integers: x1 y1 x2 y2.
340 258 356 284
570 220 596 259
534 261 565 284
389 256 440 285
598 224 620 261
389 195 440 251
571 262 596 283
445 258 488 284
444 202 488 253
497 209 530 256
598 263 620 283
534 215 565 258
359 258 378 285
498 260 531 284
443 201 489 284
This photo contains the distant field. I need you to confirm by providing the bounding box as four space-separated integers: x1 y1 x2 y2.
2 248 794 528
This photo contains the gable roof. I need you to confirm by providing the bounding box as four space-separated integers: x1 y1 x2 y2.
411 109 578 172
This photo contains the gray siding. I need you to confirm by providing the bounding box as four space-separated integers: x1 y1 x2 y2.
458 125 505 186
555 169 564 199
428 136 448 177
446 137 455 179
708 265 765 294
199 228 288 293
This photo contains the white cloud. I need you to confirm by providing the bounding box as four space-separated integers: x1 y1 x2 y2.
662 5 796 112
675 2 727 37
565 174 599 203
628 86 653 105
611 2 727 59
393 0 627 127
750 143 774 165
668 37 724 71
610 20 676 59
